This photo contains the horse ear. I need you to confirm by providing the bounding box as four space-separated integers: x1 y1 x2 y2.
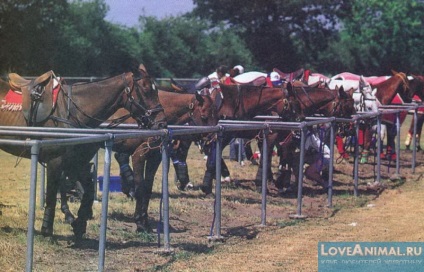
195 91 204 105
286 82 295 97
338 86 346 98
139 64 147 74
391 69 398 76
348 87 355 97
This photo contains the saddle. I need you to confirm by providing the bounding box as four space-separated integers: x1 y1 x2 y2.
273 68 305 82
170 77 211 94
9 70 57 126
232 71 268 86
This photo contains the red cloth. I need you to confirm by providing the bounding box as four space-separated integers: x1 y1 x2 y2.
266 77 273 87
3 89 22 104
2 86 59 107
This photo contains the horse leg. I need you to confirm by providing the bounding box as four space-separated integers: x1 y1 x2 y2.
70 162 94 240
200 143 216 195
172 140 192 191
405 115 415 150
360 126 374 164
244 140 258 165
134 148 161 233
384 124 397 161
254 139 273 193
275 142 294 194
417 113 424 151
59 172 75 225
114 152 135 198
408 113 424 151
41 158 64 237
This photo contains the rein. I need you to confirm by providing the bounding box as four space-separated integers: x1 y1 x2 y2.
50 74 165 129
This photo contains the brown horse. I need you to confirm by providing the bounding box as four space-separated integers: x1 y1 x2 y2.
405 75 424 150
275 84 356 192
0 64 166 239
360 71 411 162
103 89 219 232
200 82 304 194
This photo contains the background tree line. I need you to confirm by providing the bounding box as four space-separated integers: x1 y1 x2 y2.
0 0 423 78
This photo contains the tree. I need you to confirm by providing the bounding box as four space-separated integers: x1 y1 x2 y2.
192 0 349 73
0 0 68 75
326 0 424 75
138 16 254 77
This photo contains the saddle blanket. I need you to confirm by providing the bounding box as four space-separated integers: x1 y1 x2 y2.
233 71 267 84
1 90 22 111
1 85 60 112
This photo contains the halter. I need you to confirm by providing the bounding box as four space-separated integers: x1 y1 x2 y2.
187 95 210 127
124 74 165 129
330 94 354 118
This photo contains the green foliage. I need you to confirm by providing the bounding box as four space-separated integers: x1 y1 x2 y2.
1 0 424 77
193 0 348 72
328 0 424 75
138 16 254 77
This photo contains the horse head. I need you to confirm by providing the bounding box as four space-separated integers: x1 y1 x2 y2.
357 75 379 112
189 92 219 127
332 86 356 118
280 82 305 122
129 64 167 129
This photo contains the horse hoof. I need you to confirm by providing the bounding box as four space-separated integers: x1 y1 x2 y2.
41 226 53 237
136 223 153 233
200 184 212 195
71 219 87 238
65 213 76 225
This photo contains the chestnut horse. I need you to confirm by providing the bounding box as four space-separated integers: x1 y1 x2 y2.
200 82 305 195
103 89 219 232
275 84 356 192
0 64 166 239
360 71 411 162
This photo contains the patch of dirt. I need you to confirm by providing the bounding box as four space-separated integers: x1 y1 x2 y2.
0 146 423 271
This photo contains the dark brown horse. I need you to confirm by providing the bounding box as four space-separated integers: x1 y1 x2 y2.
0 64 166 239
104 89 219 232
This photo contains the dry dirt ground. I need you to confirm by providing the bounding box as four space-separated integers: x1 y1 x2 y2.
0 123 423 271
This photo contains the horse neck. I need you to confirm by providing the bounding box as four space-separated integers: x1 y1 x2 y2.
297 87 335 116
219 85 284 119
56 74 130 128
159 91 195 125
373 75 405 105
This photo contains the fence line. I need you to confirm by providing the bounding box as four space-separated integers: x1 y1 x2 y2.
0 103 421 271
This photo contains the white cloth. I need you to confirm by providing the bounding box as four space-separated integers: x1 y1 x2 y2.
208 71 220 83
305 132 330 159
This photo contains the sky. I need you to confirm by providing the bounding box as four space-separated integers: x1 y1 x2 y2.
104 0 195 27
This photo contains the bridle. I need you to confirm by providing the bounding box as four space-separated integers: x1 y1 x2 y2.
123 74 165 129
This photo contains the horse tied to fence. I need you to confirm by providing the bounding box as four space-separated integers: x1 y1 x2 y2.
0 64 166 241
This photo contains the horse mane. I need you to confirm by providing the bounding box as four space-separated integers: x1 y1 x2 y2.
372 71 409 104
